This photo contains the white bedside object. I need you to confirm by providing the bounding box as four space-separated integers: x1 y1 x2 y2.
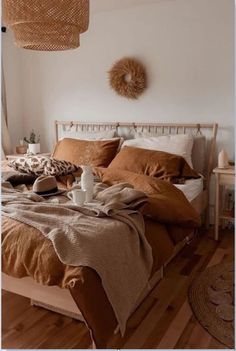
213 166 235 241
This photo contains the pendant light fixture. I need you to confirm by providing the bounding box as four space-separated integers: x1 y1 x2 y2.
2 0 89 51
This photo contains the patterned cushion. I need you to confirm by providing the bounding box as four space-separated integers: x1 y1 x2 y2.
9 156 49 176
9 156 78 176
44 158 78 176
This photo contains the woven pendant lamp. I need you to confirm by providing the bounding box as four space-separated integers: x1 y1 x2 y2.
2 0 89 51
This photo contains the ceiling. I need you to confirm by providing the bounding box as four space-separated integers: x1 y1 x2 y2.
90 0 165 13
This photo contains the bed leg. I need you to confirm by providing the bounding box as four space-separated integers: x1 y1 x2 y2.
114 325 120 334
91 340 97 349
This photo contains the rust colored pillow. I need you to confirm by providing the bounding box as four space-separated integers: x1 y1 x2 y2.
52 138 120 167
94 167 200 228
108 146 199 181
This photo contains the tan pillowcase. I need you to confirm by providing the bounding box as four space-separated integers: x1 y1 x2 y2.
123 134 194 167
94 167 200 228
108 146 199 181
52 138 120 167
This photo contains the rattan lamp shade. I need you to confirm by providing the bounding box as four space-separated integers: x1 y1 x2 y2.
3 0 89 51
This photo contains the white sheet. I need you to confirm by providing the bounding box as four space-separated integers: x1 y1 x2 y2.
174 177 203 202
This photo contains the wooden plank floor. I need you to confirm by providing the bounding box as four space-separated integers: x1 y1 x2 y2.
2 228 234 349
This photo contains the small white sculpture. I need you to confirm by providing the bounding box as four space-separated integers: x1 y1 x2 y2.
218 149 229 168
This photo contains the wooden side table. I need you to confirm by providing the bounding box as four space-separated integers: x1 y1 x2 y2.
6 153 51 161
213 166 235 241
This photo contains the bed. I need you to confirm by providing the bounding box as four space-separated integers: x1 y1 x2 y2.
2 121 218 348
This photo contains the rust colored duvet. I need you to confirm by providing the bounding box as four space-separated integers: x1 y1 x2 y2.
2 165 199 348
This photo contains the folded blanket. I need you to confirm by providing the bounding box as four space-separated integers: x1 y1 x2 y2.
2 181 153 335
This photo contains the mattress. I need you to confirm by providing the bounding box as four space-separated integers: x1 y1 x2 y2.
174 177 203 202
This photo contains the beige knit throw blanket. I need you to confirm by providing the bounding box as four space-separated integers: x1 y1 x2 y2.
2 181 153 335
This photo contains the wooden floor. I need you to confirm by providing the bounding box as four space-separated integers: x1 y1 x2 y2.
2 228 234 349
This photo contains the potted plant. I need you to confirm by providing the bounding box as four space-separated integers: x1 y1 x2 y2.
24 130 40 154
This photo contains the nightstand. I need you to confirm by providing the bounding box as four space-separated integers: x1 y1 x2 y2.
213 166 235 241
6 153 51 161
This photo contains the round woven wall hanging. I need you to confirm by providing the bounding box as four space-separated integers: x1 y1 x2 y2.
108 57 147 99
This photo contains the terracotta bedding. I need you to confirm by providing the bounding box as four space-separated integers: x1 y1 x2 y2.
2 164 200 348
2 216 176 346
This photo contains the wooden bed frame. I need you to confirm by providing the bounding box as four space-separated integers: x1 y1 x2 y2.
2 121 218 334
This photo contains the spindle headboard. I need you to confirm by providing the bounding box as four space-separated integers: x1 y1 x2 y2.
54 120 218 190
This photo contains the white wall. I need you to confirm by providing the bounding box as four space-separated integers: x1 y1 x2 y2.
2 31 24 148
4 0 234 160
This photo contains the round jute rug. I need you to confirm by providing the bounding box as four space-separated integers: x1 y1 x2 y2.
188 262 234 348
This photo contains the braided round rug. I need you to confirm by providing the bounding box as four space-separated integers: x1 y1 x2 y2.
188 262 234 348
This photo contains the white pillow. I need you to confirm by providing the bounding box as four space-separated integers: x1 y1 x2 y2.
59 130 116 141
122 134 194 167
133 131 162 138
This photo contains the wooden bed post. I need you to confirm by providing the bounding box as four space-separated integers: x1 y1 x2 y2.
204 123 218 228
206 123 218 191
